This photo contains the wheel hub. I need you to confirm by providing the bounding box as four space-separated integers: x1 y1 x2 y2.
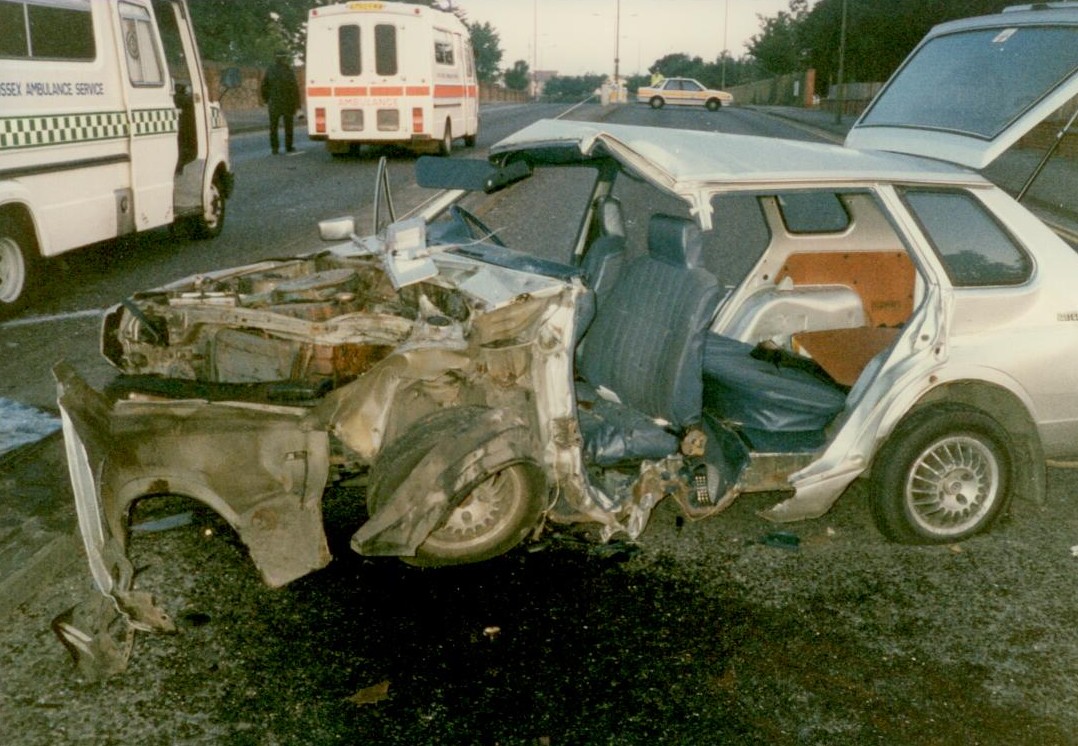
907 435 999 534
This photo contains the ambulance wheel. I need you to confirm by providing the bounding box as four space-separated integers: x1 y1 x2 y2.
438 121 452 156
0 217 39 316
191 175 226 239
464 122 478 148
649 96 664 109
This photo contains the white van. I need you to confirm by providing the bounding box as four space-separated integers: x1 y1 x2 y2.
0 0 232 315
305 1 479 156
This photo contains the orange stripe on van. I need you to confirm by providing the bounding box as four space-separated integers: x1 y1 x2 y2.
334 86 367 96
406 86 431 96
307 86 332 97
370 86 404 96
434 84 467 98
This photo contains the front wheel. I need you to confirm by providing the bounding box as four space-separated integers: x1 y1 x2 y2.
412 462 546 567
706 98 721 111
870 404 1014 544
649 96 664 109
191 175 226 239
0 221 38 315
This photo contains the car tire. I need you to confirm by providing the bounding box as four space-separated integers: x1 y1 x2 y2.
368 408 546 567
438 121 452 156
0 217 39 316
870 404 1014 544
649 96 664 109
706 98 721 111
191 174 226 239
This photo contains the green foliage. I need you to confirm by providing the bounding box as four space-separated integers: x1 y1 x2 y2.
467 21 503 83
541 74 605 103
504 59 531 92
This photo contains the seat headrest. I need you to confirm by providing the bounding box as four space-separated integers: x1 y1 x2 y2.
594 196 626 238
648 214 703 268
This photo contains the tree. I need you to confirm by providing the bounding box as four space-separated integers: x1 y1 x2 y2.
541 74 605 102
504 59 531 92
468 21 503 83
745 0 809 76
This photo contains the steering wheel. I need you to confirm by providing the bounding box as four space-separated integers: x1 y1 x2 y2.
448 205 506 248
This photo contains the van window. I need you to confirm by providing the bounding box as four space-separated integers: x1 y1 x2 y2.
119 2 164 85
339 24 361 76
374 24 397 76
902 189 1032 287
434 29 454 66
0 0 95 60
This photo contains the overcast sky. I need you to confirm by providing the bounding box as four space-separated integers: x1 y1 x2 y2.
452 0 794 78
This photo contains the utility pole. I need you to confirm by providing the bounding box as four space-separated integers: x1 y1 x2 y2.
834 0 847 124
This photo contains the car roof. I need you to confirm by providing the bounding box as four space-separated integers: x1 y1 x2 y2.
491 119 984 194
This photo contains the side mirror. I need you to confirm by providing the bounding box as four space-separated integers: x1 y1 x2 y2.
220 67 243 91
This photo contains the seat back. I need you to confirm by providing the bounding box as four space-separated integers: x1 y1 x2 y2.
578 214 721 428
580 196 627 300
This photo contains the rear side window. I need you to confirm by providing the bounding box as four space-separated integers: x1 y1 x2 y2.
374 23 397 76
339 24 361 76
0 0 95 60
434 29 454 65
119 2 163 85
777 192 850 234
902 189 1032 287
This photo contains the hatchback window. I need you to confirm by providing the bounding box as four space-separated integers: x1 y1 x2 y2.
902 189 1032 286
859 26 1078 139
777 192 850 234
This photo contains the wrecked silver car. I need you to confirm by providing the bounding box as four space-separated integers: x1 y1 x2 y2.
57 5 1077 669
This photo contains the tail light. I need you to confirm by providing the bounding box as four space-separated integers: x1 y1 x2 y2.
315 107 326 134
412 107 423 134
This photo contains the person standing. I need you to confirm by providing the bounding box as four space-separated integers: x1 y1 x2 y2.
261 51 300 154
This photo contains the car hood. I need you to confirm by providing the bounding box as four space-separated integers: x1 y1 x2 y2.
845 5 1078 170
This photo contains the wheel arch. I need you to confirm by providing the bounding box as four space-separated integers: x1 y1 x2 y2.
0 198 44 257
897 380 1045 509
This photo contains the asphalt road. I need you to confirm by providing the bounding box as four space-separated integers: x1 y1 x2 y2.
2 103 1078 745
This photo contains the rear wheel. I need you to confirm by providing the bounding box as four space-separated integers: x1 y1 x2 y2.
870 404 1013 544
649 96 664 109
438 121 453 156
0 219 38 316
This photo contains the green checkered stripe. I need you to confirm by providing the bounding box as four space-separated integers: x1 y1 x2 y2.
130 107 178 136
0 108 177 150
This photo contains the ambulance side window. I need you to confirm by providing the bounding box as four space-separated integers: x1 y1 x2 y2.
434 29 454 66
119 2 164 86
339 24 361 76
374 24 397 76
0 0 95 60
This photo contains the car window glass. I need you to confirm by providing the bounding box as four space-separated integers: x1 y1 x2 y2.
777 192 850 234
339 24 361 76
860 26 1078 139
903 189 1032 286
374 24 397 76
684 80 703 92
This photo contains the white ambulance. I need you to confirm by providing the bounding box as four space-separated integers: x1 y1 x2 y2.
0 0 232 315
305 1 479 156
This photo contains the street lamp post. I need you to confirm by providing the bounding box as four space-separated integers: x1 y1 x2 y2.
614 0 621 93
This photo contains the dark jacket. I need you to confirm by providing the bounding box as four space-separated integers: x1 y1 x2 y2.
261 59 300 112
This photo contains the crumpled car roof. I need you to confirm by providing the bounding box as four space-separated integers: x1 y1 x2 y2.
490 119 985 194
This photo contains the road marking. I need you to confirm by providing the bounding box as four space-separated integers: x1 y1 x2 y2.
0 308 104 330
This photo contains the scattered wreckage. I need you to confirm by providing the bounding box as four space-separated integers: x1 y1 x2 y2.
55 4 1078 676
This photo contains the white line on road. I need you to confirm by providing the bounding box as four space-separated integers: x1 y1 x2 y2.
0 308 104 330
